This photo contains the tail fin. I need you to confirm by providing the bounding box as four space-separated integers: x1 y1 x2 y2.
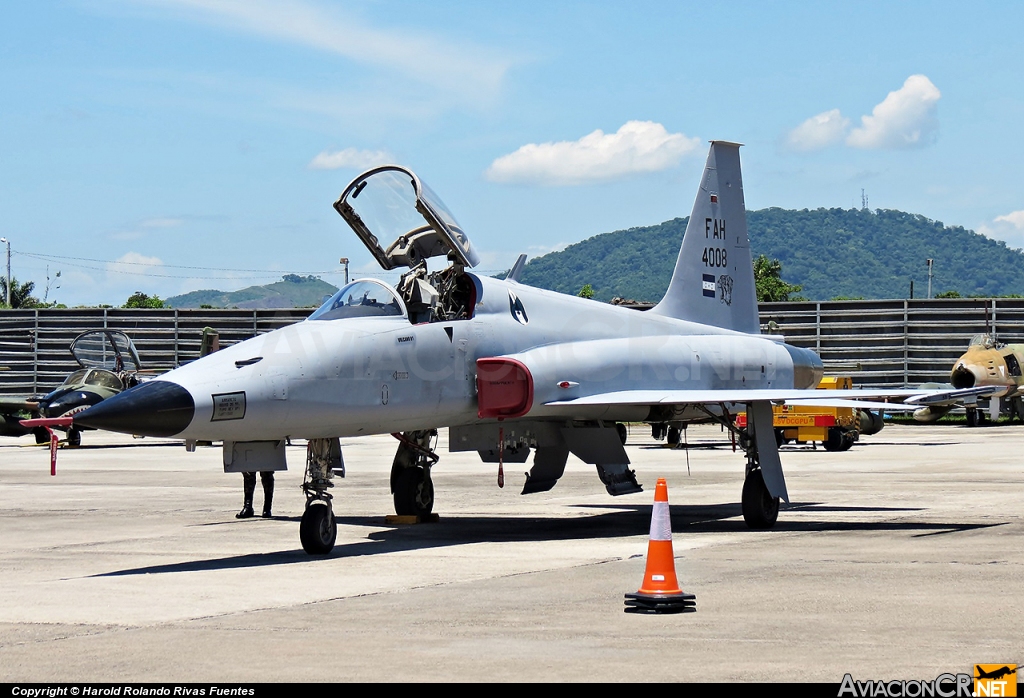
650 141 759 334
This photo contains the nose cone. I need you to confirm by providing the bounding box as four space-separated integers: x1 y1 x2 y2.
75 380 195 437
42 389 105 418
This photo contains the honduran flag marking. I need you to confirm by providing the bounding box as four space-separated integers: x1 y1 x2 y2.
702 274 716 298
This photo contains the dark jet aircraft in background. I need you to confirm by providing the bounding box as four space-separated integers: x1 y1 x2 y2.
2 329 144 445
71 142 988 554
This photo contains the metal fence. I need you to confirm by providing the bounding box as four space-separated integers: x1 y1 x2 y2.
760 298 1024 387
1 299 1021 396
0 308 310 396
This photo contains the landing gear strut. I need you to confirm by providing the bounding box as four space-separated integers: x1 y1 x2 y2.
693 404 782 530
391 430 438 517
300 438 339 554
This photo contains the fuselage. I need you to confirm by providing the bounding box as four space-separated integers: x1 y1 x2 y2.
950 342 1024 398
80 274 821 442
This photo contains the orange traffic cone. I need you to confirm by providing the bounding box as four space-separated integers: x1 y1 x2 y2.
624 478 696 613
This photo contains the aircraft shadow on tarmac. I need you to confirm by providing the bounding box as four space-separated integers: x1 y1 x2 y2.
87 502 1005 577
638 440 959 451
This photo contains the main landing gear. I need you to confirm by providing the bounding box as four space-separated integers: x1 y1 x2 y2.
390 430 438 517
738 426 780 529
300 439 338 554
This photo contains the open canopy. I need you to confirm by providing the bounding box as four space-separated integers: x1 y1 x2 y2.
333 165 480 271
69 330 141 372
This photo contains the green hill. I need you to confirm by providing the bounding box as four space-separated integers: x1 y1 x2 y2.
166 274 339 309
519 208 1024 301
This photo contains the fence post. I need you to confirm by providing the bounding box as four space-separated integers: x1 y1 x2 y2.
33 309 39 395
903 299 909 387
815 302 821 355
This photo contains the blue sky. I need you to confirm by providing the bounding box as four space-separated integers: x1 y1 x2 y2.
3 1 1024 306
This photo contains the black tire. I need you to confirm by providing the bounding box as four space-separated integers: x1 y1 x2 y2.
839 431 856 451
774 428 785 448
300 503 336 555
741 469 779 529
651 423 666 441
823 427 845 451
66 428 82 447
966 408 979 427
33 428 50 445
393 466 434 517
666 426 681 446
615 422 627 445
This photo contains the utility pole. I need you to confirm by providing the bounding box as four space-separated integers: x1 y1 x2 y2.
339 257 349 285
0 237 9 307
926 258 933 299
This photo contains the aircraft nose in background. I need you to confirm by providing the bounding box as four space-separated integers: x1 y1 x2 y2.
75 381 196 437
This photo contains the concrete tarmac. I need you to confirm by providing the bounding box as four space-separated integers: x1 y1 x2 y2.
0 423 1021 682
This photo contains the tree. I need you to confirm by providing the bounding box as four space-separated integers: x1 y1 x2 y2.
577 284 594 299
935 290 961 298
0 277 42 309
753 255 804 302
123 292 165 309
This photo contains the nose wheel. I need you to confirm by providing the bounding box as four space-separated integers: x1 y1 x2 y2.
300 500 336 555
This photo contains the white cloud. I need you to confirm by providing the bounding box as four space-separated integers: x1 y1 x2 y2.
994 210 1024 229
109 251 164 272
486 121 701 186
308 148 393 171
141 217 183 228
785 109 850 152
130 0 512 102
846 75 941 150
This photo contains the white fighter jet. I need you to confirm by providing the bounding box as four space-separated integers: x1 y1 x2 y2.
71 142 988 554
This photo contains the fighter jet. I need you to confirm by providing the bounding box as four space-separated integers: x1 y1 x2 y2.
950 334 1024 426
2 329 144 445
69 142 987 554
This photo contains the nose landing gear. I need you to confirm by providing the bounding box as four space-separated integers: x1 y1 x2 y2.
300 438 342 554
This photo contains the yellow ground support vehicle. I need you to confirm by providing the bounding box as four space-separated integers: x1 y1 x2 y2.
736 376 878 452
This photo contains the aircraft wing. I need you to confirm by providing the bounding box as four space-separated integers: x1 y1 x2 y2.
0 397 39 414
544 386 999 409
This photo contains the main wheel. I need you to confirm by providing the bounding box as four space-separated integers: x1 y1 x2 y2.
616 422 627 445
66 428 82 447
299 503 336 555
741 469 779 529
33 428 50 445
393 466 434 517
966 408 979 427
666 426 681 446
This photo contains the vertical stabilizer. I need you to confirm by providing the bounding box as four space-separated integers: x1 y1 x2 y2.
650 142 759 334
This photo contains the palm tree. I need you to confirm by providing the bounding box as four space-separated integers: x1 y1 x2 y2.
0 277 40 309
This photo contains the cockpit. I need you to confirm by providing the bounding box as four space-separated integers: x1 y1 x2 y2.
330 165 479 325
308 280 406 321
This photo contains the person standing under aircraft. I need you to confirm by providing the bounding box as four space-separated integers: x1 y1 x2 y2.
236 471 274 519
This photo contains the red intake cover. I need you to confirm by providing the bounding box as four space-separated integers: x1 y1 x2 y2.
476 358 534 419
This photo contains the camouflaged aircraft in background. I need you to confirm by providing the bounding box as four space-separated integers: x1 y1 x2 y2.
913 334 1024 426
1 329 143 445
